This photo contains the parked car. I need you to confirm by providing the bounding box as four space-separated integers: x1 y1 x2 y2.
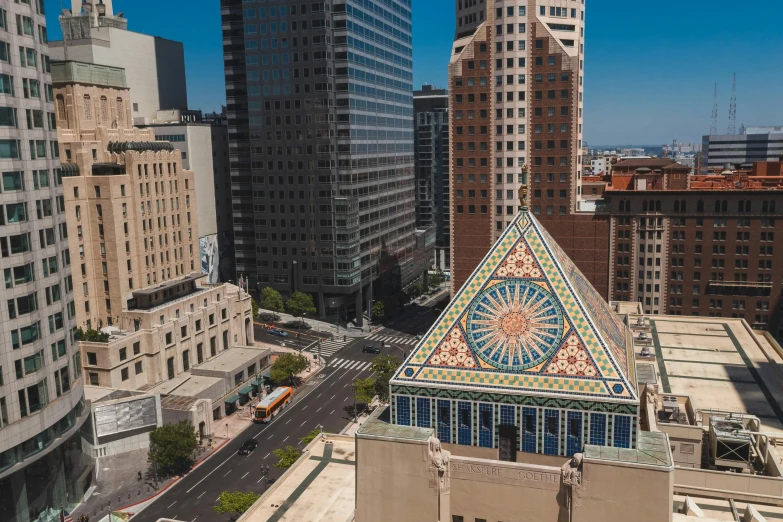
270 329 289 338
238 439 258 455
362 345 381 354
415 332 424 340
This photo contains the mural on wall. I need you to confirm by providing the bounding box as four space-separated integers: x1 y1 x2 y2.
200 234 219 283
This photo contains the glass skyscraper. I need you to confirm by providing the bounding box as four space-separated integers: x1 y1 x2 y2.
222 0 416 323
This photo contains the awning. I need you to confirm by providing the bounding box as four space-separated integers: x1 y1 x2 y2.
238 385 253 396
224 395 239 404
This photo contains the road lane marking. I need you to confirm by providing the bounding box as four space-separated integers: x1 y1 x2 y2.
301 420 307 426
168 501 177 508
264 452 270 459
197 491 205 499
330 409 335 414
223 470 231 477
317 407 322 412
302 405 307 410
182 366 342 494
330 394 336 400
242 472 249 479
267 434 273 439
283 436 289 442
285 418 291 424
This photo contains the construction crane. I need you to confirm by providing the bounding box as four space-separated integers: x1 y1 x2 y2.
728 73 737 135
710 83 718 136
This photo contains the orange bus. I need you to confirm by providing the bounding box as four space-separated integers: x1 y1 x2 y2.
254 386 293 423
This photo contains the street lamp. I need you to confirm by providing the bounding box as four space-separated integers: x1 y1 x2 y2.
391 344 406 360
260 464 270 493
225 422 229 439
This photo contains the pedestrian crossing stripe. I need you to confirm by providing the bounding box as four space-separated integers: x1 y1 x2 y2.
303 337 351 357
328 359 373 372
365 334 418 345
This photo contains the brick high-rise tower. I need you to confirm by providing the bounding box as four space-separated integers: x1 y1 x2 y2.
449 0 609 296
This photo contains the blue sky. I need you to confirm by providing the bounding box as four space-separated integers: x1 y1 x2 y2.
46 0 783 145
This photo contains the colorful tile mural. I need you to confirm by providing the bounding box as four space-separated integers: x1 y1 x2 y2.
391 210 638 404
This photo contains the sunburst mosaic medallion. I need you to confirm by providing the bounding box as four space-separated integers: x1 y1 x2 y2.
466 280 564 371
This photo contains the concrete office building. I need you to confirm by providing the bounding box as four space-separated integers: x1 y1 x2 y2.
51 0 188 124
448 0 610 298
702 126 783 170
221 0 417 324
142 111 234 283
0 2 93 520
414 85 450 271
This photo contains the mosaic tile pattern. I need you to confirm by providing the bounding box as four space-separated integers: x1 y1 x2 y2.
392 211 637 403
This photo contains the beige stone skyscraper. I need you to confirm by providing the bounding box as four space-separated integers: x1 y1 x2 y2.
52 61 198 329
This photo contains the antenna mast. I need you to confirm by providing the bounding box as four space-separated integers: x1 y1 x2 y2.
710 83 718 136
728 73 737 135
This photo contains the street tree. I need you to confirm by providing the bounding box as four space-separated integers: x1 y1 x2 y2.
251 298 260 319
369 355 400 403
213 491 260 518
351 377 376 415
269 352 309 385
285 291 317 318
299 427 323 445
273 445 301 469
260 287 285 313
371 301 385 320
428 270 446 290
148 421 199 478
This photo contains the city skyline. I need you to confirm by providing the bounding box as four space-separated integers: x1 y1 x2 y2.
44 0 783 145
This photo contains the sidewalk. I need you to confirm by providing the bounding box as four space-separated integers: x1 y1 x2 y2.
340 398 384 436
79 352 325 521
257 308 378 338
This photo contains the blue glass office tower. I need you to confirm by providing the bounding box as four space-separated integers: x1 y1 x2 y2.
222 0 416 323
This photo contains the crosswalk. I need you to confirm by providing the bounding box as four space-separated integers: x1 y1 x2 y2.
328 358 374 372
305 337 351 358
365 334 418 346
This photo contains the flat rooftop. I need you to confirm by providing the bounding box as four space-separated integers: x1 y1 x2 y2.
645 316 783 435
238 435 356 522
165 375 222 397
191 346 270 374
357 405 433 442
160 394 202 411
145 373 191 396
83 385 148 403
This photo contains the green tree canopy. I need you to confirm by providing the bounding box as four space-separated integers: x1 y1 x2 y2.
370 355 400 403
75 327 110 343
213 491 261 517
286 291 317 318
371 301 385 320
260 286 285 313
270 352 309 385
428 270 446 290
148 421 199 478
251 298 260 319
273 445 301 469
351 377 376 405
299 427 323 446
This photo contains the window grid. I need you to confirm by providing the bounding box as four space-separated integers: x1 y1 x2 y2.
566 411 582 456
589 413 606 445
499 404 515 450
614 414 632 448
544 409 560 455
437 399 451 443
397 396 411 426
458 401 472 445
478 403 493 448
416 397 431 428
521 406 537 453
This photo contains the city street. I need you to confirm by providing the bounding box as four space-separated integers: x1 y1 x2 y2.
130 333 418 522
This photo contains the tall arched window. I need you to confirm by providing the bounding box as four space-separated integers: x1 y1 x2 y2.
56 94 66 121
100 96 108 122
116 98 124 123
83 94 92 120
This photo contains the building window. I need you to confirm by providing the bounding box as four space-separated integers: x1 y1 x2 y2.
396 396 410 426
83 95 91 120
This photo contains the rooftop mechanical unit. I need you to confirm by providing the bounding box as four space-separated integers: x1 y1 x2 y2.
708 411 768 473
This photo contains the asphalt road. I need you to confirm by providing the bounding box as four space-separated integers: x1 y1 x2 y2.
131 338 410 522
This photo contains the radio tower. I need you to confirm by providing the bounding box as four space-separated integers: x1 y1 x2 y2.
728 73 737 135
710 83 718 136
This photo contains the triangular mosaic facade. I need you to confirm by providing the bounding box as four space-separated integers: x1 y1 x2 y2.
392 211 637 403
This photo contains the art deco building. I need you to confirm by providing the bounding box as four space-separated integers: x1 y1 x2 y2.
52 61 254 390
448 0 609 297
221 0 417 323
0 2 93 519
